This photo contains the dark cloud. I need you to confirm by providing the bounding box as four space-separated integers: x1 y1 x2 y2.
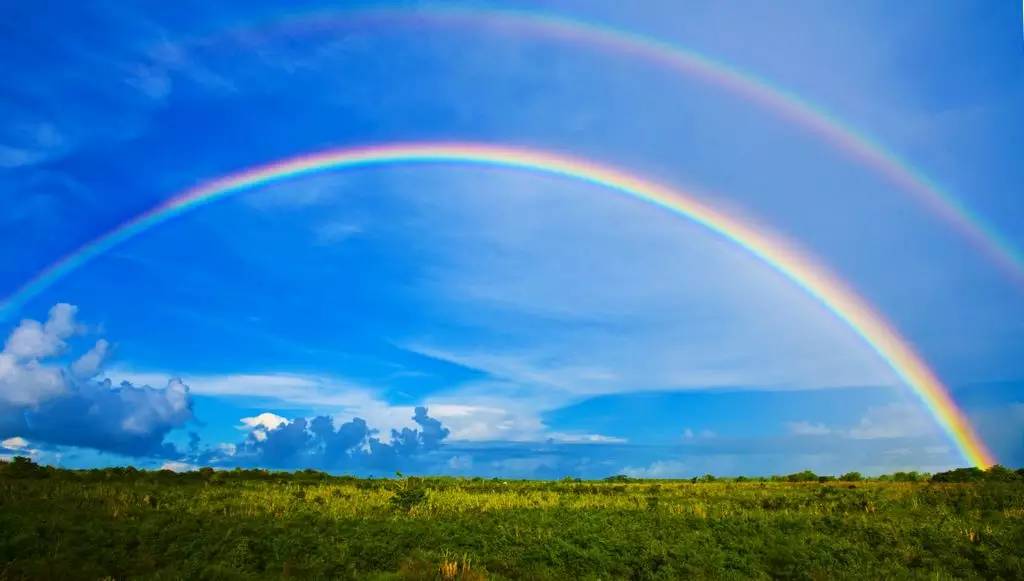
214 406 450 471
392 406 451 455
9 378 192 458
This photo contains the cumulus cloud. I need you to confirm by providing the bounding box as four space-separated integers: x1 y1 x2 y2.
4 303 78 359
6 376 192 458
0 304 193 457
239 412 289 440
0 304 81 406
71 339 110 379
215 406 450 471
0 353 66 407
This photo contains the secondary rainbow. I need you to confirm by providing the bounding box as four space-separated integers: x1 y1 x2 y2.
203 6 1023 284
0 142 995 468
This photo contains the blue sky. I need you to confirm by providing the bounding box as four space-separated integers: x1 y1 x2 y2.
1 0 1022 477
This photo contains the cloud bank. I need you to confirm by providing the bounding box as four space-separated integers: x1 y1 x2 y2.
0 304 193 457
207 406 450 471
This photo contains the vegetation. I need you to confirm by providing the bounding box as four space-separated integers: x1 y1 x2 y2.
1 458 1023 579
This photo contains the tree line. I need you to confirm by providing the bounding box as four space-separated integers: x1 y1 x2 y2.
3 455 1022 483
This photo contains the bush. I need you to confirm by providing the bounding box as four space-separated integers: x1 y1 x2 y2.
985 465 1021 482
0 456 47 479
927 466 1023 483
785 470 818 482
890 471 924 482
391 477 428 512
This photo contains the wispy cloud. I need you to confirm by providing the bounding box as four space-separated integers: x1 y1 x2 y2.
786 403 938 441
375 169 902 396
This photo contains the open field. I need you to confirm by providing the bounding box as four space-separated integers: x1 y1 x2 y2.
1 463 1023 579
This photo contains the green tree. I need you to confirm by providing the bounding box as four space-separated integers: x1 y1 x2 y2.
785 470 818 482
0 456 46 479
985 465 1021 482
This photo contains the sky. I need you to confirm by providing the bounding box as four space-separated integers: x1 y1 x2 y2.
1 0 1022 477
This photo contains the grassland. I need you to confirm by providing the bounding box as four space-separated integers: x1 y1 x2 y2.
1 461 1022 579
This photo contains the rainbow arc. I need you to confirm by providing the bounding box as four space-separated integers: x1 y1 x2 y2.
0 142 995 467
195 6 1023 284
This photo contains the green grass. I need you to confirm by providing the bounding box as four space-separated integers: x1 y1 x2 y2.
1 465 1023 579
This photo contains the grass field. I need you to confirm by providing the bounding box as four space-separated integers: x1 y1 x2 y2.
1 461 1023 579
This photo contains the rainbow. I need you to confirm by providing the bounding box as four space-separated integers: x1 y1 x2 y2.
200 6 1023 284
0 142 995 468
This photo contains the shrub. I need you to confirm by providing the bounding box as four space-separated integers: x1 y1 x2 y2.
0 456 47 479
785 470 818 482
985 465 1021 482
931 467 986 483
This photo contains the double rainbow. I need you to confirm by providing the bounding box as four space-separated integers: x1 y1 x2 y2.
0 143 995 467
195 6 1022 285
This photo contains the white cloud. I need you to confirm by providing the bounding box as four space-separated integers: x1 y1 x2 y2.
160 461 198 472
787 421 832 436
385 168 901 396
408 346 619 395
112 368 566 443
847 403 935 440
109 370 429 437
117 378 192 435
110 365 623 445
547 432 627 444
0 436 43 462
71 339 110 379
0 353 66 406
447 455 473 471
623 460 689 478
781 404 940 441
3 303 78 360
425 403 537 441
2 436 29 450
682 428 716 440
0 304 82 406
0 305 194 457
108 370 360 404
239 412 289 432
